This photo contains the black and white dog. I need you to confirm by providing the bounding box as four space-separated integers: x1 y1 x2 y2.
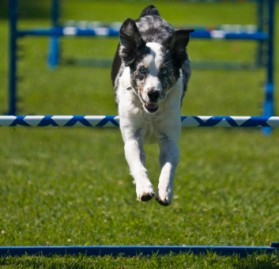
111 5 193 206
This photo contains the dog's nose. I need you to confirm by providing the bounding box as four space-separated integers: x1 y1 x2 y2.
147 89 160 102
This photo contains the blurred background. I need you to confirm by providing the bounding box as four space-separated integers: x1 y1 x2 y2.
1 0 277 116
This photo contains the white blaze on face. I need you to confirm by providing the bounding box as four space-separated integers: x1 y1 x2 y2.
141 42 164 104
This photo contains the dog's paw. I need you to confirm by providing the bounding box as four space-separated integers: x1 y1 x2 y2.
155 190 172 206
136 185 155 202
138 192 155 202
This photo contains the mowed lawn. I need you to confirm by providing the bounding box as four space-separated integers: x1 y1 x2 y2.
0 1 279 268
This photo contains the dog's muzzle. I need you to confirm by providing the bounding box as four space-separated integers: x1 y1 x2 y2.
143 88 160 113
130 87 161 113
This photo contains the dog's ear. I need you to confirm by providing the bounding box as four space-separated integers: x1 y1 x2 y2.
119 18 146 66
168 29 194 67
140 5 160 18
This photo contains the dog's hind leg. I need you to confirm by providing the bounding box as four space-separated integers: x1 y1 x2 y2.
124 136 155 202
156 137 179 206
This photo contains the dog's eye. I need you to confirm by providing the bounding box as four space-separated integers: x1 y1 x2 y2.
139 66 148 75
161 68 169 76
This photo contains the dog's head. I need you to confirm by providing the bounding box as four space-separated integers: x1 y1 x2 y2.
119 18 193 113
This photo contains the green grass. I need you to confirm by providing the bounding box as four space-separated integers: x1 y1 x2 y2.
1 1 279 268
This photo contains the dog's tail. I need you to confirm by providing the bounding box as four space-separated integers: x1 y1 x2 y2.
139 5 160 18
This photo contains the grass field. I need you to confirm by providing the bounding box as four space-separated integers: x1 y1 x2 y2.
0 1 279 268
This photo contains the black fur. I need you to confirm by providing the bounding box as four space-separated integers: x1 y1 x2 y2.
119 18 147 66
139 5 160 17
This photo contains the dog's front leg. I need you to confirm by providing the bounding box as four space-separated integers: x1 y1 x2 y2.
157 137 179 206
124 135 155 202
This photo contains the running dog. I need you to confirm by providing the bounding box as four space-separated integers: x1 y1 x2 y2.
111 5 193 206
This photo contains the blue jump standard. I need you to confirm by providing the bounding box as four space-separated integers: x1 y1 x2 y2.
0 243 278 257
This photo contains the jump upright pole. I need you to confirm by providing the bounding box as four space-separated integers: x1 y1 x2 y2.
8 0 18 115
264 0 275 117
48 0 61 68
263 0 275 134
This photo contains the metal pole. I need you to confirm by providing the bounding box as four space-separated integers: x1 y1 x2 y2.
8 0 18 115
48 0 60 68
1 115 279 128
0 244 278 257
263 0 275 134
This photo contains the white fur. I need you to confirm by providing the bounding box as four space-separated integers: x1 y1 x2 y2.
116 43 184 205
138 42 164 106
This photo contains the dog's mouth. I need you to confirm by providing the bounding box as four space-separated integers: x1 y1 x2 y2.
143 102 159 113
138 93 160 114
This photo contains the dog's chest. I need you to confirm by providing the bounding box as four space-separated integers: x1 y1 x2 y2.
131 99 179 142
140 114 165 141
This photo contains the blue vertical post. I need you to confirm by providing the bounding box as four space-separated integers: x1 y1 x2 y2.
48 0 60 68
8 0 18 115
263 0 275 134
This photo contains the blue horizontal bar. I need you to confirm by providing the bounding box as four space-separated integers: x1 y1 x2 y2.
0 244 278 257
16 27 268 41
191 29 268 40
1 115 279 128
17 27 119 37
